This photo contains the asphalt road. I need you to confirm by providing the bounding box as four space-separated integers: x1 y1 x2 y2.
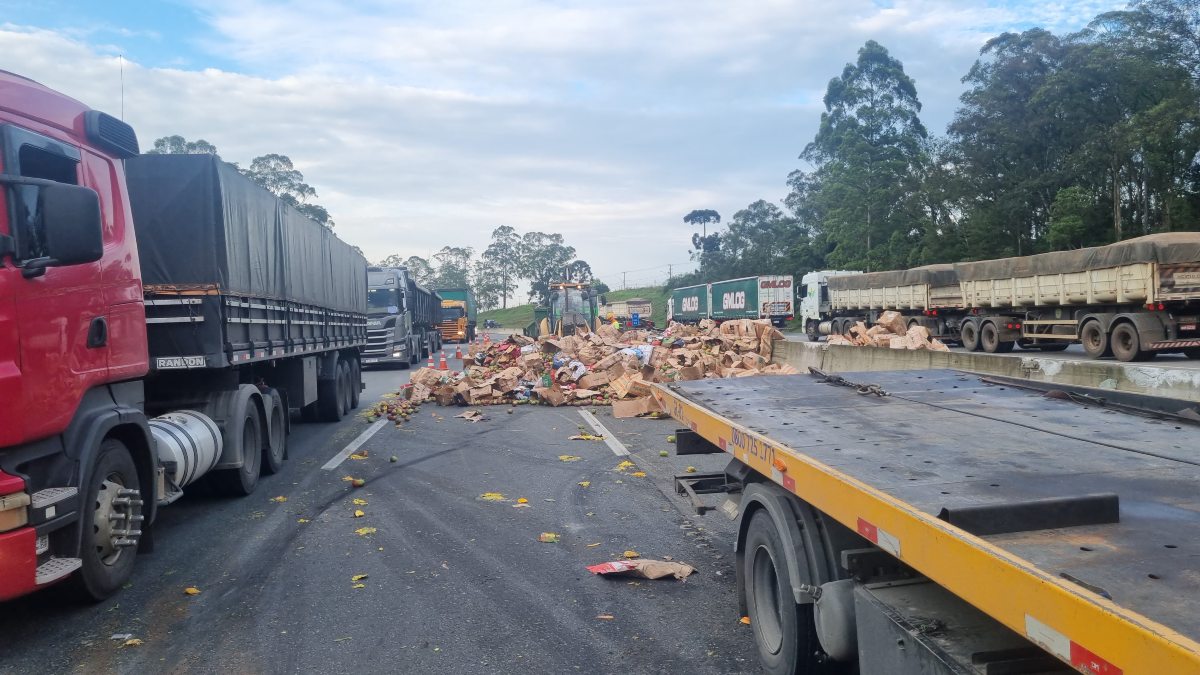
782 330 1200 369
0 358 753 674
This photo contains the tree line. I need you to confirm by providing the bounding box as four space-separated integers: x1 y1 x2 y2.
378 225 600 309
676 0 1199 290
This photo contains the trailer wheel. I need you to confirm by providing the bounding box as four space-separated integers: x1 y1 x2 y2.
262 389 287 475
70 438 141 601
980 322 1012 353
960 319 980 351
349 358 361 409
1080 320 1110 359
744 510 824 675
317 356 344 422
805 320 820 342
212 400 263 496
1111 323 1153 362
1184 348 1200 359
339 361 352 416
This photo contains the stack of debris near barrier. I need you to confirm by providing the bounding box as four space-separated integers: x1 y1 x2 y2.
404 319 798 416
826 310 951 352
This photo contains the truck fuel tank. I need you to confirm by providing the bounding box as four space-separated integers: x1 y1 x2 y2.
148 410 222 488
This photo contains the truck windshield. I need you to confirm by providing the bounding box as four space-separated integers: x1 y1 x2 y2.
367 289 401 313
441 307 466 321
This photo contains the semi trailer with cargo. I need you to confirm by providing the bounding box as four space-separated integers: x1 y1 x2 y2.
656 369 1200 675
362 266 441 367
954 233 1200 360
598 298 654 328
0 73 367 602
801 265 966 342
669 276 795 326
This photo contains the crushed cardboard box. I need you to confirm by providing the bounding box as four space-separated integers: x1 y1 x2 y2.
827 310 950 352
403 319 793 409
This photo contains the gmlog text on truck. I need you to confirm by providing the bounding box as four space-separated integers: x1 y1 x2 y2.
0 72 368 602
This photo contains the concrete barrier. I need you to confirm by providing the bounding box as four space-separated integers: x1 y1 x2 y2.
774 340 1200 403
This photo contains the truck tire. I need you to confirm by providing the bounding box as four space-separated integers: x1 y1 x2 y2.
212 398 263 496
1080 320 1111 359
338 361 352 416
317 356 344 422
960 319 980 351
1184 348 1200 359
262 389 287 475
743 510 826 675
349 358 361 409
1111 323 1154 362
980 322 1013 353
70 438 142 601
805 320 820 342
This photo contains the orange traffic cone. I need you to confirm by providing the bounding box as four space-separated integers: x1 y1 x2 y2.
454 345 463 359
426 352 435 369
438 351 449 370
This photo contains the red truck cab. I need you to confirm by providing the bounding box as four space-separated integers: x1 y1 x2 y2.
0 70 154 601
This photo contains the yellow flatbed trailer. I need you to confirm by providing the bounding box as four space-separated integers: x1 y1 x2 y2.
653 370 1200 675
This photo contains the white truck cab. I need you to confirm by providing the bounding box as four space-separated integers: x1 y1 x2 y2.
798 270 861 339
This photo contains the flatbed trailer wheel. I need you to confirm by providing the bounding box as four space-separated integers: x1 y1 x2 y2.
212 398 263 496
1080 320 1110 358
744 510 827 675
960 319 980 351
1184 348 1200 359
71 438 142 601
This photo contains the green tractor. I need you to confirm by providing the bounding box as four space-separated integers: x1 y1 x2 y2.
524 281 601 337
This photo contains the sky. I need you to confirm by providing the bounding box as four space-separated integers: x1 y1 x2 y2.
1 0 1124 289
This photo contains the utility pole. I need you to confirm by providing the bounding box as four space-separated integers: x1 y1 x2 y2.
667 264 672 284
622 271 627 290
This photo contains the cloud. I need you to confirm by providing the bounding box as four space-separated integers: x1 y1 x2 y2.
1 1 1114 284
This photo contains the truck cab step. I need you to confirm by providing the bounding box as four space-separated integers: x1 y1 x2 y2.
35 557 82 585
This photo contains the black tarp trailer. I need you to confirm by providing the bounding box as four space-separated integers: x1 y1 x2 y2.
124 154 368 493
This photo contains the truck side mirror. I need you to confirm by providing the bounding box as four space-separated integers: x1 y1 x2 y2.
20 182 103 271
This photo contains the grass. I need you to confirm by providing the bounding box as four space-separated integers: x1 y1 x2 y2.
478 286 671 328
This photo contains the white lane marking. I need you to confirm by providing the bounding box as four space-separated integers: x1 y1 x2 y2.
578 410 629 456
321 419 388 470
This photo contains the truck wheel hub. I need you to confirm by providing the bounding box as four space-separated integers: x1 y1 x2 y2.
92 478 142 565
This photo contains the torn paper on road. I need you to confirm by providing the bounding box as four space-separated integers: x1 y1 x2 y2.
587 559 697 580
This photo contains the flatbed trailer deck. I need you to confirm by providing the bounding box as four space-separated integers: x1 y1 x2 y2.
652 370 1200 674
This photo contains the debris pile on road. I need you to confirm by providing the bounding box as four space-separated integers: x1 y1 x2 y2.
826 310 951 352
402 319 798 413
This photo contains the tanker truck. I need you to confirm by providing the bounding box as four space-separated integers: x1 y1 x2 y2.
0 72 367 602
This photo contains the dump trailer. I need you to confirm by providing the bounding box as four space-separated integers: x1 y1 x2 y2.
655 370 1200 675
0 72 367 602
598 298 654 328
362 267 441 367
814 265 965 341
955 233 1200 360
436 288 477 342
669 284 709 324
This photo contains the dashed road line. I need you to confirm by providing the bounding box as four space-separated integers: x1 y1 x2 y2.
578 410 630 456
321 419 388 470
